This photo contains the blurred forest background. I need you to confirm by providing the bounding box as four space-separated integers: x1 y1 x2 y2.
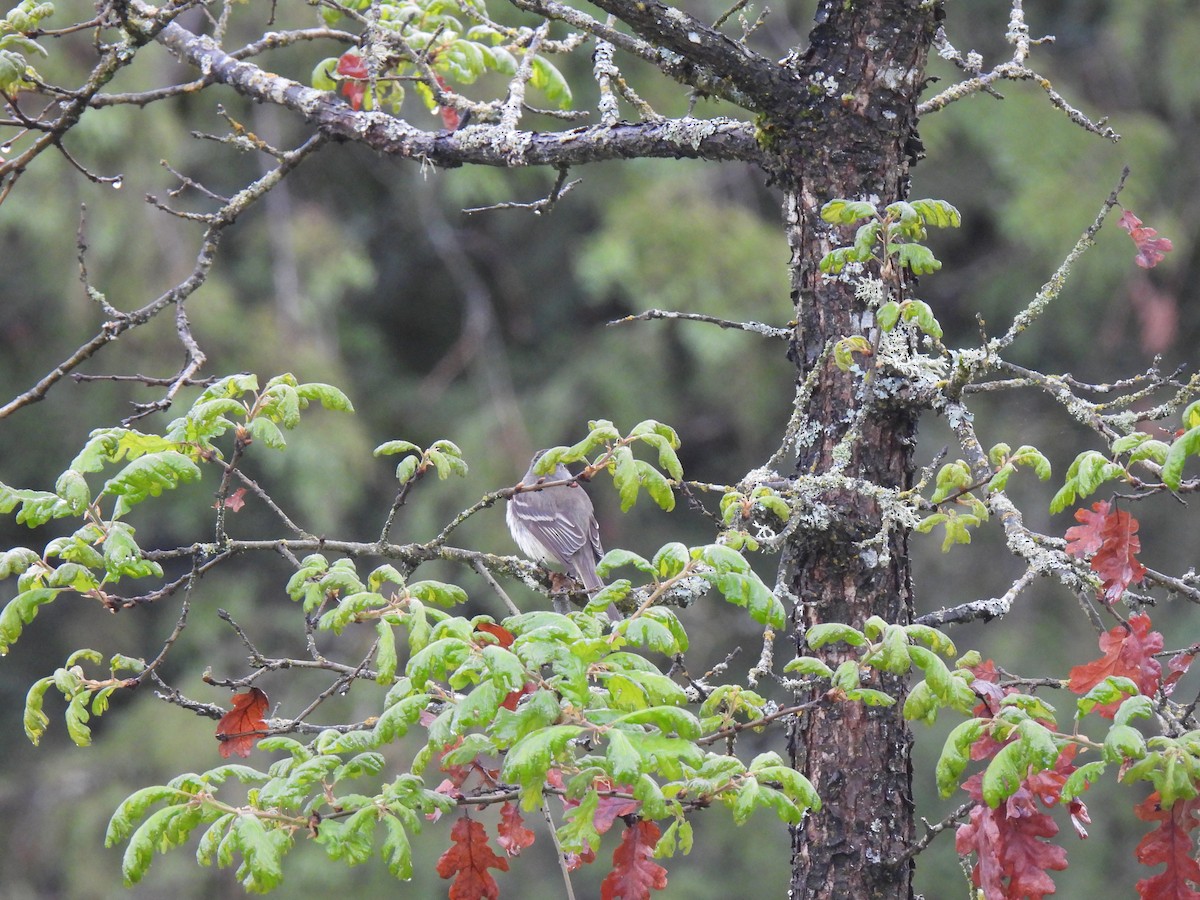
1 0 1198 896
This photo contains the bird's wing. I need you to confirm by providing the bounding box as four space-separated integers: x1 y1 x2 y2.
508 488 589 559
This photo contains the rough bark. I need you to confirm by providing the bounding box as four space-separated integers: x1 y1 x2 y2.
776 1 939 897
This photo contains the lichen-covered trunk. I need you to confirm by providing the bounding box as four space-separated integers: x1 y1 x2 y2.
775 2 938 897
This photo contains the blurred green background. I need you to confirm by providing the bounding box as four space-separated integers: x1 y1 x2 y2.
1 0 1198 896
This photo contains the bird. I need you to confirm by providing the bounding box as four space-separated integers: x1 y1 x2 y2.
506 451 621 621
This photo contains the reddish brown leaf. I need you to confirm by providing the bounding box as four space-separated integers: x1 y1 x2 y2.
592 780 643 834
474 621 515 648
600 820 668 900
554 776 641 833
565 845 597 872
957 774 1068 899
1164 650 1197 697
496 802 536 857
436 816 509 900
956 748 1087 899
1120 210 1175 269
213 487 247 512
1067 613 1163 718
1093 510 1148 602
434 75 460 130
336 52 368 111
500 682 536 712
1065 501 1110 559
1134 792 1200 899
1065 502 1147 602
216 687 269 758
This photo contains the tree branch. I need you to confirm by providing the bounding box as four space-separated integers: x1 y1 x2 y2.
153 22 762 168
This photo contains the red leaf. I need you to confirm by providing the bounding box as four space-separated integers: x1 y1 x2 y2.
336 52 368 111
1120 210 1175 269
592 780 643 834
956 748 1086 899
496 802 536 857
1135 793 1200 899
1093 511 1148 602
601 820 668 900
1064 501 1110 559
1065 502 1147 602
436 816 509 900
500 682 536 712
214 487 247 512
565 845 597 872
1164 650 1197 697
336 51 367 79
434 74 460 130
474 622 515 648
216 687 269 758
956 798 1067 899
1067 613 1163 717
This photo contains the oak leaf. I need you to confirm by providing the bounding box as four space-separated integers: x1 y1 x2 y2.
496 802 536 857
336 52 368 111
1065 501 1147 602
1163 650 1197 697
436 816 509 900
601 820 668 900
215 687 269 758
1068 613 1163 717
1120 210 1175 269
956 771 1069 899
1134 792 1200 900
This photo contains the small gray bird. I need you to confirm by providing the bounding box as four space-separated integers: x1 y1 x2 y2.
507 452 621 620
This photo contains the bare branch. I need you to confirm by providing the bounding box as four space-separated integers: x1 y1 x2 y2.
609 308 790 339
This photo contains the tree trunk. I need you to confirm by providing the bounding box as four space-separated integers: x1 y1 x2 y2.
777 2 938 896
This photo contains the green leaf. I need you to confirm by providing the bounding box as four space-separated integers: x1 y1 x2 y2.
877 300 901 332
783 656 833 678
820 199 877 225
374 440 421 457
902 298 943 341
806 623 866 649
597 548 654 577
636 460 676 511
197 814 236 867
0 586 63 654
529 55 571 108
501 724 583 809
981 740 1026 807
23 676 52 744
380 813 413 880
893 243 941 275
107 785 192 846
910 199 962 228
619 607 688 655
935 718 987 797
375 621 397 685
102 451 202 517
844 688 895 706
1103 724 1147 763
232 814 287 892
605 729 643 783
246 417 286 450
0 482 74 526
297 382 354 413
612 446 640 512
66 689 93 746
833 335 872 370
1163 424 1200 491
0 546 39 578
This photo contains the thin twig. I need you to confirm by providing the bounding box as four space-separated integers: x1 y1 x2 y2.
609 308 790 339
